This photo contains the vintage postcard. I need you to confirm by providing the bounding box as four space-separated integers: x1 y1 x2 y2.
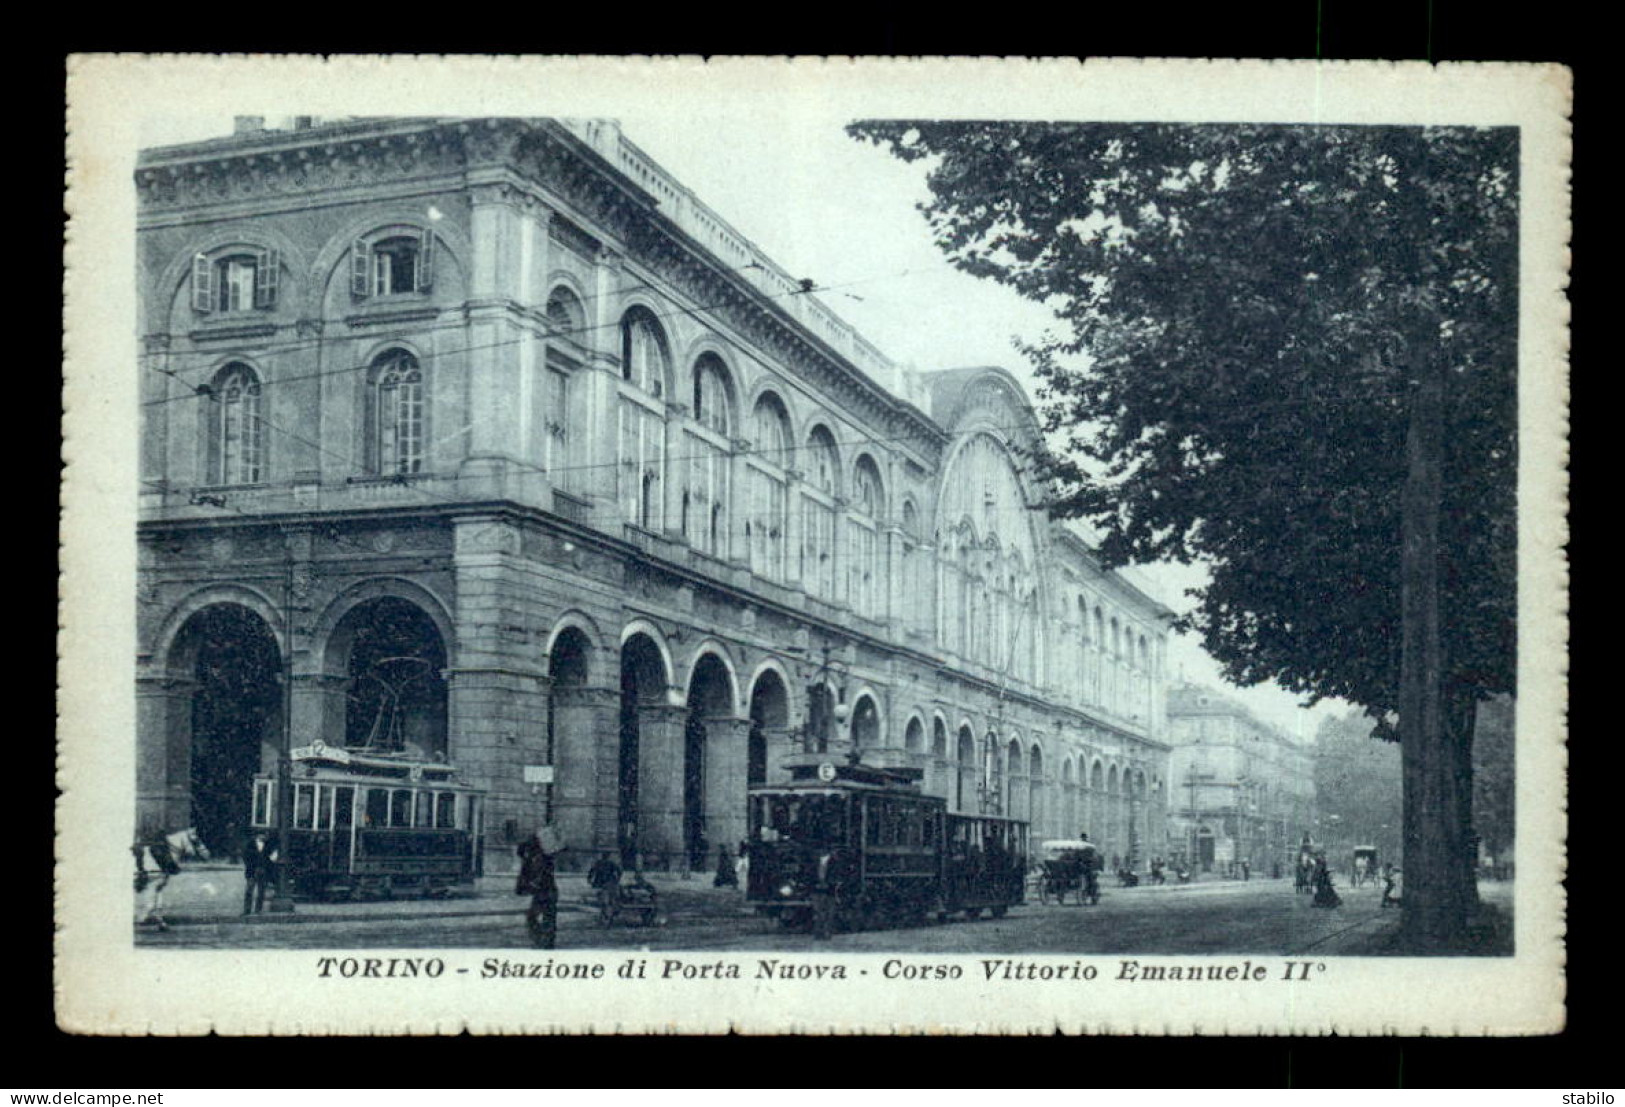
60 56 1569 1035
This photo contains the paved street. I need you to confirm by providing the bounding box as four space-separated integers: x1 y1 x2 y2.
135 869 1509 955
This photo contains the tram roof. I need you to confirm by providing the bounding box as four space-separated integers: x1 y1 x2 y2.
276 743 481 788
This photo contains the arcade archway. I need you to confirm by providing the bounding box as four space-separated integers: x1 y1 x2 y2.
331 596 448 757
171 603 281 857
619 632 667 866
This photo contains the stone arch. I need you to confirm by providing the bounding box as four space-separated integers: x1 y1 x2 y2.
542 610 605 662
931 713 949 758
617 301 675 398
149 222 311 333
148 599 284 854
1028 741 1047 835
955 723 977 813
747 666 792 787
618 619 677 703
679 640 741 717
327 594 450 757
148 582 285 674
682 650 740 869
315 577 456 678
309 208 473 315
544 278 588 332
903 714 926 755
849 689 882 751
746 656 801 724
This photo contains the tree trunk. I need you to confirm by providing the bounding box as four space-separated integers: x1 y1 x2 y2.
1398 341 1472 950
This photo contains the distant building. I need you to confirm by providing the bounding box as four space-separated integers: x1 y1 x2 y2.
1165 683 1314 876
135 116 1175 872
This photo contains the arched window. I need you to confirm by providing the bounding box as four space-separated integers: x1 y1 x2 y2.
620 308 668 397
192 246 279 314
617 309 668 529
853 455 883 519
807 425 839 494
350 229 434 299
746 394 790 580
370 350 424 475
207 362 264 485
545 286 585 334
751 392 791 461
692 353 732 436
801 425 840 597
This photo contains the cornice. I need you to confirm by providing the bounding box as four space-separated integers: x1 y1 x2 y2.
137 123 466 217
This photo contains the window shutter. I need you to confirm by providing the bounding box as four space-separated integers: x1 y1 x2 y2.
415 228 435 292
192 254 213 313
350 238 371 299
254 247 279 309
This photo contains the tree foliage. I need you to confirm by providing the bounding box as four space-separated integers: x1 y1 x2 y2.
1313 709 1404 862
847 122 1517 719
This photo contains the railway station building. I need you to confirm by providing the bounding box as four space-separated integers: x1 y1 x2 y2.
1164 683 1316 878
135 116 1174 872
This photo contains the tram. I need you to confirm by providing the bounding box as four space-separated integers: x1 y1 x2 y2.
248 741 486 899
746 756 1027 931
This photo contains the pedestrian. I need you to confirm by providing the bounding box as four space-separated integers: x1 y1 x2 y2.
714 844 738 888
587 851 622 925
810 848 839 940
516 827 562 948
734 840 750 890
1077 834 1101 905
1241 859 1250 882
1150 857 1165 885
1380 863 1400 909
242 830 277 916
1311 852 1342 909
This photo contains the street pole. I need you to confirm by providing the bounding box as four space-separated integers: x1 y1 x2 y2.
270 541 296 913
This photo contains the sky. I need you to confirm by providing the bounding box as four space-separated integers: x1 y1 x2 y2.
140 113 1348 741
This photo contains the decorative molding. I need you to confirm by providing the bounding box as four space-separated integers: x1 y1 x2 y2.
188 322 279 343
137 127 465 214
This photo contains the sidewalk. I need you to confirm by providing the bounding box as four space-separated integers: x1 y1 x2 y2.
141 863 754 927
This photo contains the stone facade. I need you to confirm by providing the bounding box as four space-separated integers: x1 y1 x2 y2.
1165 683 1315 877
136 117 1174 872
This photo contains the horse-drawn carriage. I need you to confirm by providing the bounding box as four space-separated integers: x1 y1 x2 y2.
1033 839 1101 905
1351 845 1379 888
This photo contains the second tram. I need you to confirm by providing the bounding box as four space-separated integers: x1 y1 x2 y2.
746 757 1027 931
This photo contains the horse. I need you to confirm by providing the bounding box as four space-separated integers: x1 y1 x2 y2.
133 827 209 931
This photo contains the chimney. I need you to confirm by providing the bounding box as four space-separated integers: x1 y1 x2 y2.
233 116 266 135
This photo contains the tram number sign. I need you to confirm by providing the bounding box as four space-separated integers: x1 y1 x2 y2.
817 763 837 782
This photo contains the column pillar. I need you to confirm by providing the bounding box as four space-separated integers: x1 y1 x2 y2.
289 673 347 752
636 701 688 871
550 682 620 866
450 515 551 872
136 674 196 833
701 714 752 857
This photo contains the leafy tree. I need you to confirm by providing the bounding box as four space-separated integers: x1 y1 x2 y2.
850 121 1517 946
1313 710 1404 866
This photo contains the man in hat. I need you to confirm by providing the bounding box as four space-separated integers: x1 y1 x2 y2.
516 827 561 948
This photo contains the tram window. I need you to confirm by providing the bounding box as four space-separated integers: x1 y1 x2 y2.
436 792 456 828
468 796 481 837
251 781 272 826
334 787 354 829
364 788 388 828
414 791 433 827
294 784 316 829
316 786 334 830
391 789 412 827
